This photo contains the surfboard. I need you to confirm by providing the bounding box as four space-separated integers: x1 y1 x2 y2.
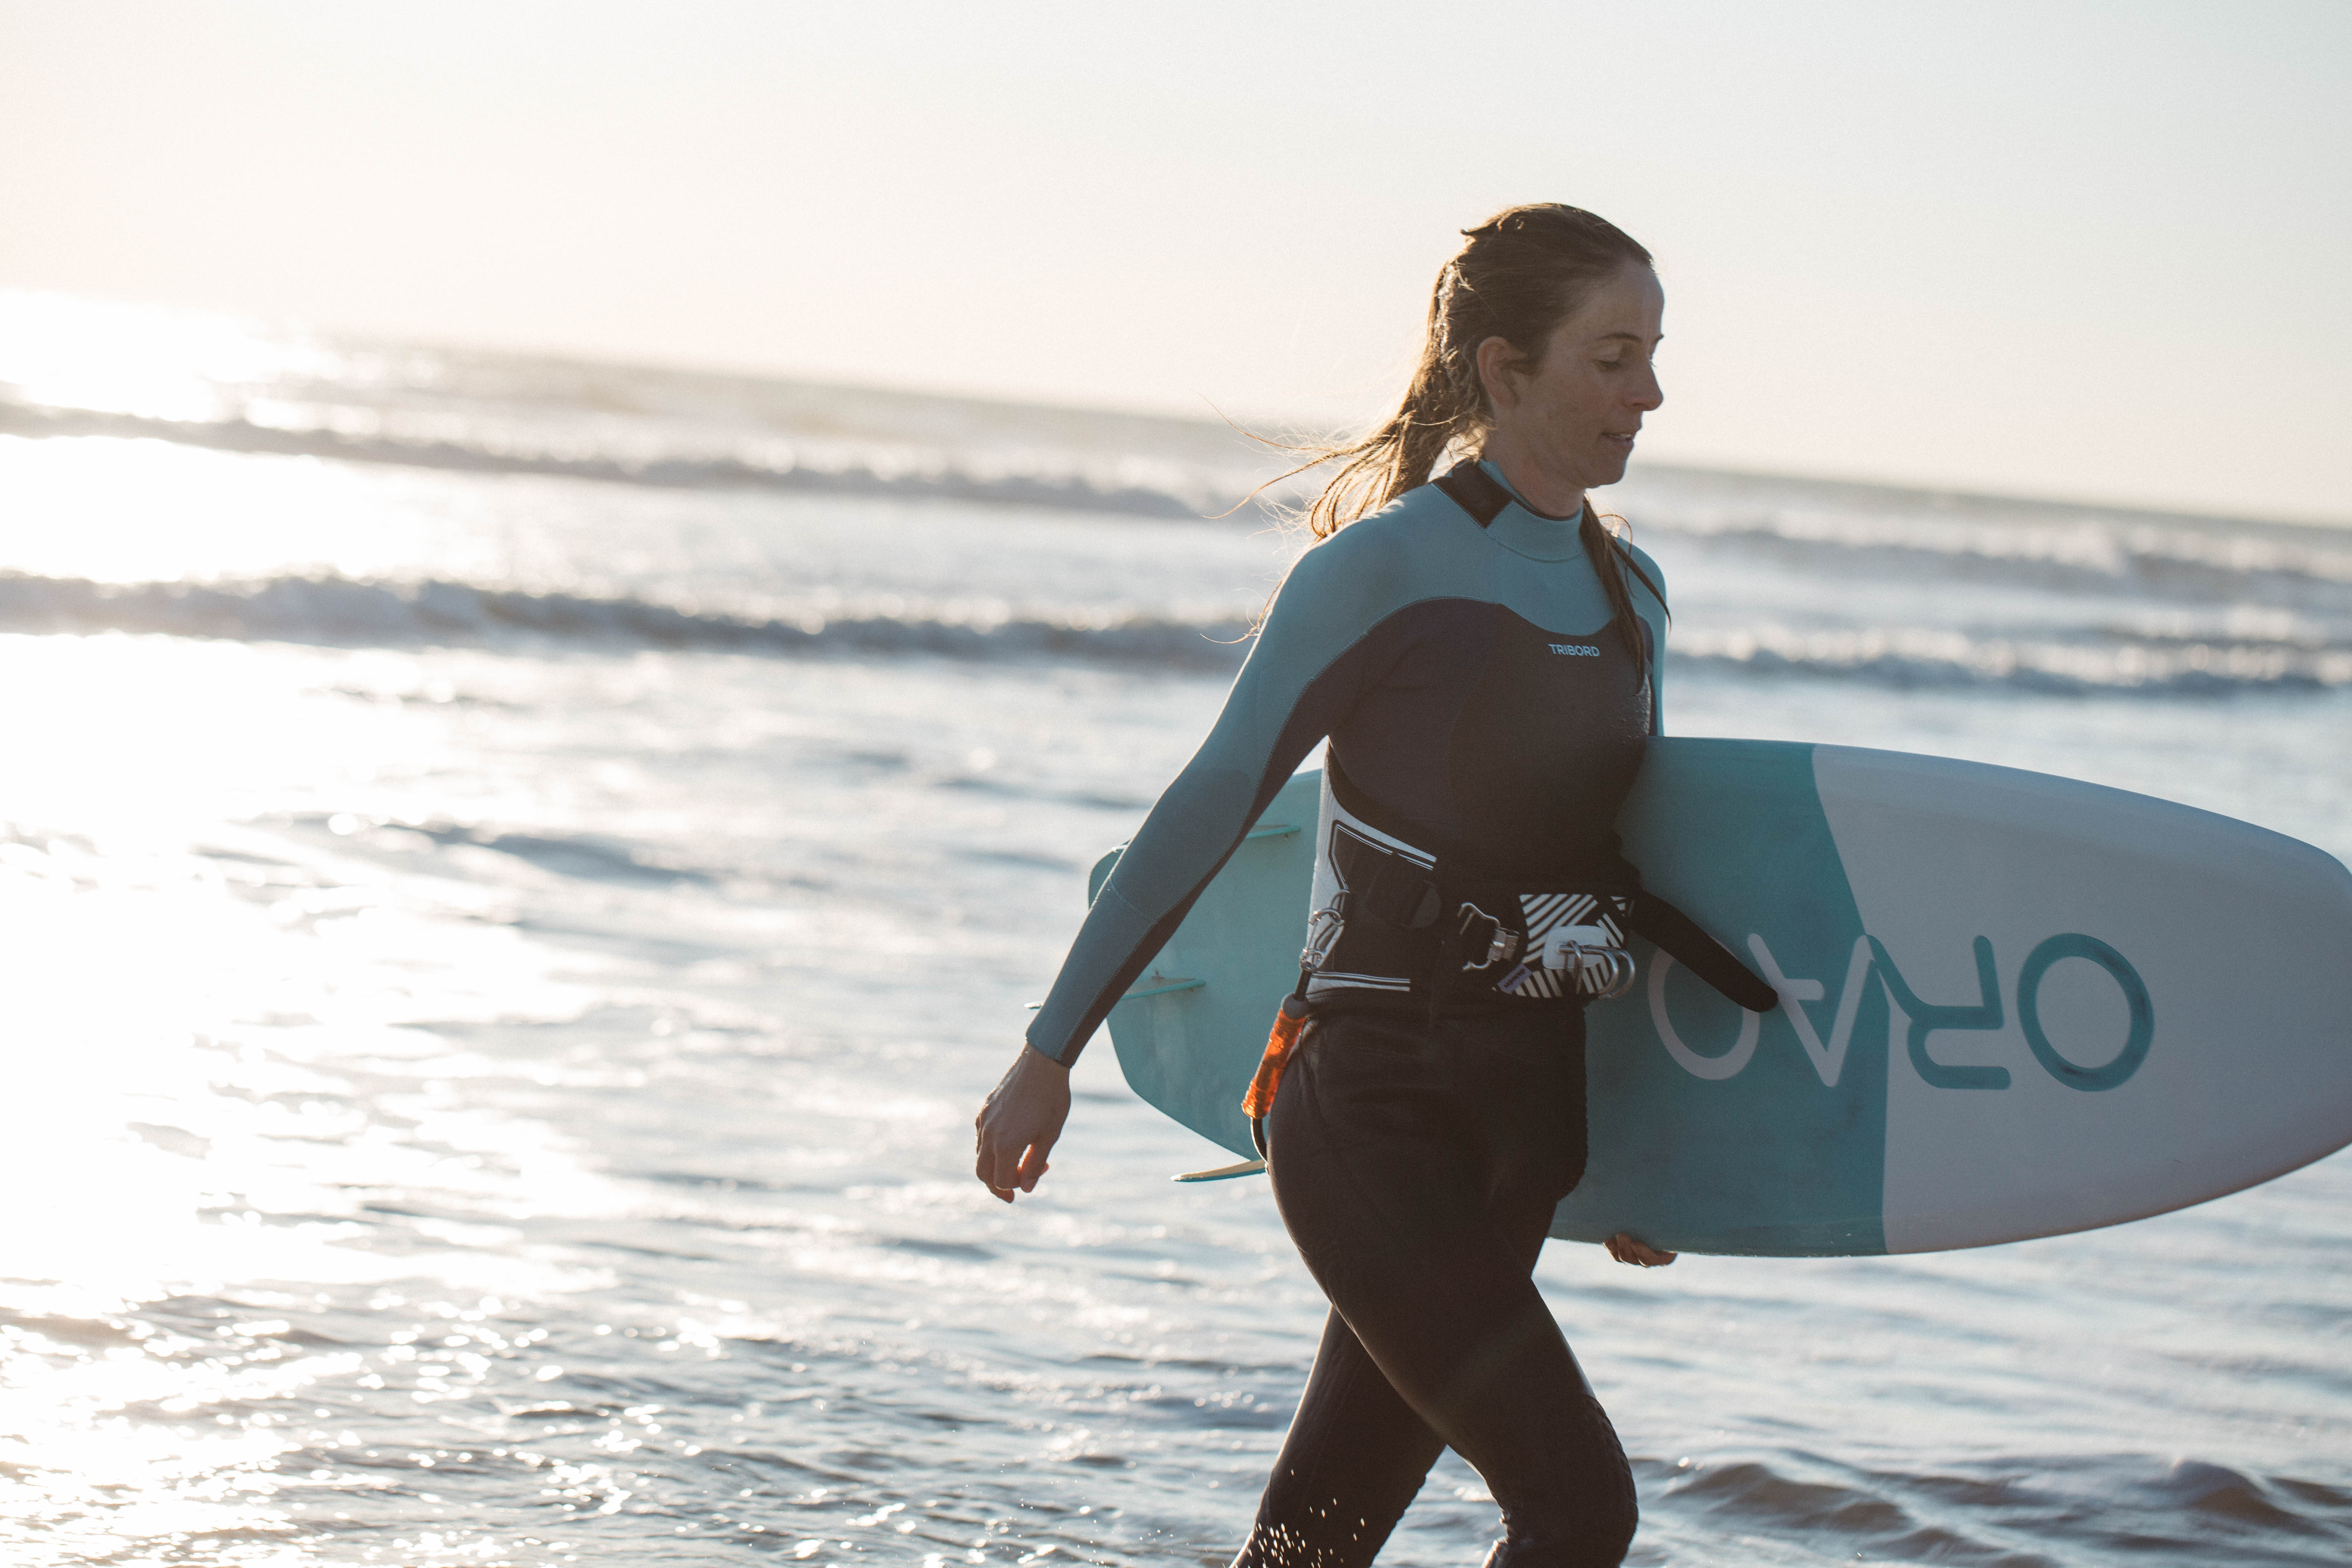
1085 739 2352 1256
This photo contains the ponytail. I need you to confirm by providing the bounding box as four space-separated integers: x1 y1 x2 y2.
1581 506 1661 680
1289 264 1490 539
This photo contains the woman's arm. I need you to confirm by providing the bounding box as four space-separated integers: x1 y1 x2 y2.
974 522 1425 1198
1022 530 1417 1070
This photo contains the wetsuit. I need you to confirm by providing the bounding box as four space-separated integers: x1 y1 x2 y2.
1026 461 1667 1567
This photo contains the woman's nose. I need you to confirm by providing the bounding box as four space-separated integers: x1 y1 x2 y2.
1632 363 1664 412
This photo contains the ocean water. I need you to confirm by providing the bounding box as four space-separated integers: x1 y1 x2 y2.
1 292 2348 1567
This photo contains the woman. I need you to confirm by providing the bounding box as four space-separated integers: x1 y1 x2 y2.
976 205 1689 1566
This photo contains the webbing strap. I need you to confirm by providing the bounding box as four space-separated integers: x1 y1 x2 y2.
1328 829 1443 930
1327 819 1778 1013
1629 894 1780 1013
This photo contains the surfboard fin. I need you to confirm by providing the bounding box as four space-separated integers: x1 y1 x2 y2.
1173 1158 1267 1183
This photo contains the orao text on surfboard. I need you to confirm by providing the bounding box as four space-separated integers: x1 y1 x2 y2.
1650 932 2153 1093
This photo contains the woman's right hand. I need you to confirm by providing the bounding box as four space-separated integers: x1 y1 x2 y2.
974 1044 1071 1203
1605 1232 1678 1267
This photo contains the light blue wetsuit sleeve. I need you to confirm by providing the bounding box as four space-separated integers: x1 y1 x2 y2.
1022 523 1426 1065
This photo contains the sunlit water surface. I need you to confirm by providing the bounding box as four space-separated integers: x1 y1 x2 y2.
2 303 2349 1566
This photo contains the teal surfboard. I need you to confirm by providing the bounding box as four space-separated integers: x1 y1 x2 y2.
1086 739 2352 1256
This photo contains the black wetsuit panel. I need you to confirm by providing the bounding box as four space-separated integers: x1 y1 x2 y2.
1329 601 1651 881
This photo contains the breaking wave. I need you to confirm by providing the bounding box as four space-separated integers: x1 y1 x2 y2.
0 572 1256 670
5 571 2348 695
0 401 1247 521
1674 625 2352 696
17 399 2352 614
1635 510 2352 613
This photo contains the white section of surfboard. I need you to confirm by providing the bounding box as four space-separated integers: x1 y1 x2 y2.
1814 745 2352 1253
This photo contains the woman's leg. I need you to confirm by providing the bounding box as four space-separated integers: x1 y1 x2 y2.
1230 1305 1444 1567
1239 1010 1637 1568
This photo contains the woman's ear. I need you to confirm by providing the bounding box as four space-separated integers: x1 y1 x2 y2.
1475 335 1524 412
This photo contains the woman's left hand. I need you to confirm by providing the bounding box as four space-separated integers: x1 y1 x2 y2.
1605 1231 1677 1267
973 1044 1071 1202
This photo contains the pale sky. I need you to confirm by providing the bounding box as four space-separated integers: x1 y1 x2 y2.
3 1 2347 521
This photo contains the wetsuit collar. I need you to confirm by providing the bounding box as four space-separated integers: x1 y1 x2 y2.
1472 460 1586 563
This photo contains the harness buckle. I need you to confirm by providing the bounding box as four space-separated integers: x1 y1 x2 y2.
1585 948 1637 1000
1301 893 1349 973
1539 924 1638 1000
1454 902 1521 973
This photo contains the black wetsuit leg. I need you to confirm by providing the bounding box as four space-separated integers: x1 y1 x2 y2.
1232 1008 1637 1568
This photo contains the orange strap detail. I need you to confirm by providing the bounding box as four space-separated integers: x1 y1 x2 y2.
1241 994 1310 1119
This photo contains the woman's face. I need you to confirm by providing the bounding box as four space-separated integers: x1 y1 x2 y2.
1482 261 1666 494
